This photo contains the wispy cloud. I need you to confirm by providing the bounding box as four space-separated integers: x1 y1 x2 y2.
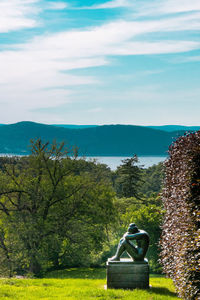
158 0 200 14
73 0 200 14
0 9 200 118
171 55 200 64
80 0 132 9
0 0 67 34
46 2 68 10
187 56 200 61
1 0 200 124
133 0 200 17
0 0 40 33
153 0 200 14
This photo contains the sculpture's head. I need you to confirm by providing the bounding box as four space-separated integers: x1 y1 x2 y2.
128 223 139 233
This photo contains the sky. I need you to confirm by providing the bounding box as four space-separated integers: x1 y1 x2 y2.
0 0 200 125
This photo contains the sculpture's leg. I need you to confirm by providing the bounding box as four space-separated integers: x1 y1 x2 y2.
109 239 126 261
122 240 139 260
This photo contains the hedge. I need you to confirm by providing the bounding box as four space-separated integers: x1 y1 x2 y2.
161 131 200 299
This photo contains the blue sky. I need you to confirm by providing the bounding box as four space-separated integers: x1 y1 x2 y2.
0 0 200 125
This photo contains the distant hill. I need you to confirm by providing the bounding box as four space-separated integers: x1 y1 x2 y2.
147 125 200 132
53 124 200 132
0 121 190 156
52 124 98 129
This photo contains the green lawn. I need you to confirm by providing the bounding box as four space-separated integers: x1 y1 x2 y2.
0 268 180 300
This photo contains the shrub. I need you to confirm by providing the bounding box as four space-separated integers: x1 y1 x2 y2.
161 131 200 299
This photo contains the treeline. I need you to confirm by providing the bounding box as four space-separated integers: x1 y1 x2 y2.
0 140 164 277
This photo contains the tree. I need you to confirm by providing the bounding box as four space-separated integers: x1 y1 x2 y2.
140 162 164 197
114 155 143 199
0 140 116 276
112 195 163 272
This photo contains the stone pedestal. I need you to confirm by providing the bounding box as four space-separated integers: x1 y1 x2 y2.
106 258 149 289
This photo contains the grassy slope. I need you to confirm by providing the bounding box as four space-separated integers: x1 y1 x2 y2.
0 268 180 300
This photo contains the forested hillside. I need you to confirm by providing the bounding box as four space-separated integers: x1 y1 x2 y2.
0 121 184 155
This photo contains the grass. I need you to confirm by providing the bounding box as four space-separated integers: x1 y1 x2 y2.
0 268 180 300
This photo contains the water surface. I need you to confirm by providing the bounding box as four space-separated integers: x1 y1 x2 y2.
0 154 167 170
86 156 167 170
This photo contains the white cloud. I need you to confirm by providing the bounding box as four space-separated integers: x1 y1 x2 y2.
187 56 200 62
0 0 67 33
23 14 200 57
0 14 199 111
80 0 131 9
169 55 200 64
1 0 200 122
160 0 200 14
0 0 40 33
111 41 199 55
47 2 68 10
134 0 200 17
154 0 200 14
74 0 200 15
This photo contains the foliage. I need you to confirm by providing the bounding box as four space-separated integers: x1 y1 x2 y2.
114 155 143 198
141 162 165 196
108 158 164 273
0 268 179 300
160 131 200 299
0 141 167 278
0 140 116 276
114 195 163 273
113 157 164 199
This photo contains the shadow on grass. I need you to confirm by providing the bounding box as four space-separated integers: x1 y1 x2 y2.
150 287 177 298
45 268 166 281
45 268 106 279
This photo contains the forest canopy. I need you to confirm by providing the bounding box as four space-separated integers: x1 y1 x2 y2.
0 140 164 276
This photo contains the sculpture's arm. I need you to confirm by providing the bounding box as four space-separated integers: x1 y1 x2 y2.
122 232 128 239
124 231 145 240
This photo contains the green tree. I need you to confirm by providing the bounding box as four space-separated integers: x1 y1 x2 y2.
120 202 163 272
114 155 142 199
102 194 163 273
0 140 116 276
140 162 164 196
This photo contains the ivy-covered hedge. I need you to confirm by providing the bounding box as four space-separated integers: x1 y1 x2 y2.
161 131 200 299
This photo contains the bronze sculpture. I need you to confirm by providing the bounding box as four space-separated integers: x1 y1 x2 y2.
109 223 149 261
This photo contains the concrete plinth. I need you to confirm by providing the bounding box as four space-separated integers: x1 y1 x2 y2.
106 258 149 289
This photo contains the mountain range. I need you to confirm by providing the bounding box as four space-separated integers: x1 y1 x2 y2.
53 124 200 132
0 122 199 156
